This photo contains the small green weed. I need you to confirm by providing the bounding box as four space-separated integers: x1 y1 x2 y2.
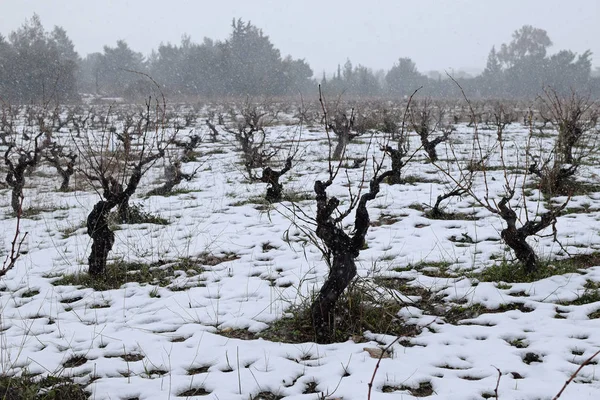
111 203 168 225
260 279 419 343
50 258 206 291
0 374 89 400
476 253 600 283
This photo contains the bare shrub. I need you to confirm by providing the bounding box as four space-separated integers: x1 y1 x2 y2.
306 91 396 343
541 88 598 164
78 98 172 276
442 78 571 273
2 105 53 213
255 157 293 203
173 132 202 162
380 89 419 185
147 159 200 196
409 99 453 162
0 196 27 279
44 142 77 191
530 88 599 195
226 101 278 179
311 159 393 343
205 118 219 142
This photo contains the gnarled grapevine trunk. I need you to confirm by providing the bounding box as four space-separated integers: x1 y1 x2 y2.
310 171 390 343
311 252 357 342
497 196 567 274
332 133 350 160
87 201 115 276
260 157 292 202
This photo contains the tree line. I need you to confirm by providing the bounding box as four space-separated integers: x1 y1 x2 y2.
1 15 599 102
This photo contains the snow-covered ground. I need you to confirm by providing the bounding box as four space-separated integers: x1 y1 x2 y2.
1 107 600 399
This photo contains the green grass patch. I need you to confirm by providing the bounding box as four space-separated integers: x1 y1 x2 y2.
59 222 87 239
394 260 456 278
408 202 477 221
145 188 199 198
177 387 211 397
425 209 478 221
560 289 600 306
20 205 71 219
111 203 169 225
588 309 600 319
0 374 89 400
475 253 600 283
50 257 207 291
445 302 533 324
21 289 40 298
562 181 600 196
259 280 420 343
393 175 442 185
232 190 312 207
382 381 434 397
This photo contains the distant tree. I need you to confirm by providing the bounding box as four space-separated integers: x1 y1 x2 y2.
149 41 188 94
222 19 284 96
546 50 592 93
481 46 503 96
78 52 103 94
184 37 226 97
386 58 426 96
50 26 80 99
342 59 353 82
280 56 314 95
95 40 146 96
353 65 381 96
483 25 594 98
0 34 16 99
320 59 380 97
497 25 552 69
146 22 313 98
2 14 79 102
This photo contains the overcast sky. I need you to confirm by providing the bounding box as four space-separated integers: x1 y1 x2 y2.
1 0 598 76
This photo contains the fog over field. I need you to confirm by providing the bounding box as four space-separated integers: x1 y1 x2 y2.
1 0 599 75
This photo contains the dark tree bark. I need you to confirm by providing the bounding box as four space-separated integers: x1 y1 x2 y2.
174 134 201 162
428 187 467 219
4 134 44 214
114 151 163 223
44 144 77 191
311 169 392 343
86 150 165 275
332 133 350 160
328 111 358 160
259 157 292 202
206 119 219 142
410 100 451 162
529 160 578 196
147 162 196 196
497 195 567 273
87 201 115 276
418 129 451 162
382 145 407 185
